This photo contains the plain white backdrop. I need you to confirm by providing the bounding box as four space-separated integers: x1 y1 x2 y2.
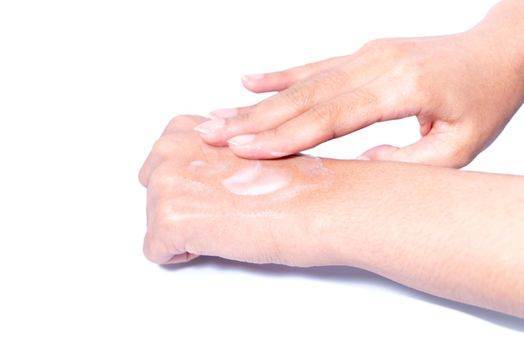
1 0 523 348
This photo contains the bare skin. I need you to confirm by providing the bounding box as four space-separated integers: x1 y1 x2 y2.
139 115 524 318
194 0 524 167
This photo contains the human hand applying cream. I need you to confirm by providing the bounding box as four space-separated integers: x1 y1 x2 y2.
195 0 524 168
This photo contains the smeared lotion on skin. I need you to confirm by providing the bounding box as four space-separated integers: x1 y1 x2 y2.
221 162 290 196
188 160 227 174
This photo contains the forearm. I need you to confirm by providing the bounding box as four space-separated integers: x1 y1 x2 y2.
474 0 524 84
315 160 524 317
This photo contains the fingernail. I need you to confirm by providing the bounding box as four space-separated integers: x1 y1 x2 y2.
242 74 265 82
193 118 226 135
227 134 256 146
269 151 289 158
356 155 370 161
207 108 238 119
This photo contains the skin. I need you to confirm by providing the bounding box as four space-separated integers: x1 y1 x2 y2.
194 0 524 167
139 115 524 318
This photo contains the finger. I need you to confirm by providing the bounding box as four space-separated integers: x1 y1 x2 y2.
139 115 209 187
241 55 347 93
143 225 199 265
207 57 349 120
138 136 177 187
165 253 199 264
144 240 196 265
143 230 174 264
207 106 252 119
162 114 210 135
226 85 400 159
195 68 356 146
358 128 471 168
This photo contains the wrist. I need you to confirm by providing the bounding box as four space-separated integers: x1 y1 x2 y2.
472 0 524 101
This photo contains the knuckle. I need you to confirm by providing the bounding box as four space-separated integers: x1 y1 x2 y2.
310 102 341 121
277 68 299 82
143 231 170 264
155 210 176 235
361 38 391 52
395 58 427 99
281 84 314 110
231 109 254 126
138 137 176 188
311 68 348 90
233 103 269 127
165 115 200 133
302 61 320 74
147 161 177 193
308 103 340 138
138 164 149 187
361 38 407 60
348 89 379 109
147 207 188 258
152 136 175 160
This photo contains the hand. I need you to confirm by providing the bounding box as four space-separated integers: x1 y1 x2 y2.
138 115 338 265
194 28 524 167
139 116 524 317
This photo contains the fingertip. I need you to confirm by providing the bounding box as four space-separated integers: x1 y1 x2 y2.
242 73 265 81
227 133 256 146
242 72 294 93
360 140 462 167
267 151 290 158
359 144 399 161
207 108 239 119
226 134 264 159
228 147 280 160
198 133 230 147
227 134 290 160
193 118 231 146
241 74 266 92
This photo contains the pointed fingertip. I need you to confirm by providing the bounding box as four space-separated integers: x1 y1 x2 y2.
241 74 268 92
207 108 239 119
227 134 256 147
269 151 289 158
242 73 265 82
193 118 226 135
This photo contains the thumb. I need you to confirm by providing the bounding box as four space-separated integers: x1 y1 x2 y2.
358 134 471 168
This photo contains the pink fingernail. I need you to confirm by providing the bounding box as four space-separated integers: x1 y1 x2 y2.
193 118 226 135
242 73 265 82
356 155 370 161
227 134 256 146
269 151 289 158
207 108 238 119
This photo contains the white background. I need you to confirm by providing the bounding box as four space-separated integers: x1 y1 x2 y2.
1 0 523 348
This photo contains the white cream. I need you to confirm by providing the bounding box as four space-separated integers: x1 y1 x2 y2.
187 159 227 174
296 155 333 178
187 156 333 199
188 160 208 168
221 161 290 196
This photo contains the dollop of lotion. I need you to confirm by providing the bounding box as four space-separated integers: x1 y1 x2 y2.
221 162 290 196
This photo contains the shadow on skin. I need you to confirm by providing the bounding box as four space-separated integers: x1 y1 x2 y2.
161 256 524 332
